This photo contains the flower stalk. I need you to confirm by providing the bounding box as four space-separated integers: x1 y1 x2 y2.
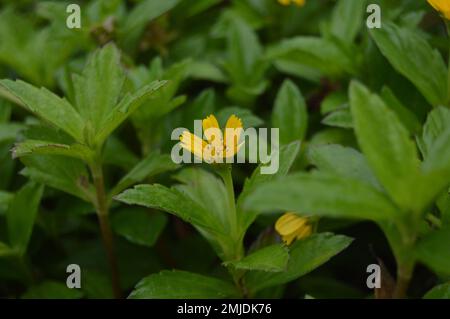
90 161 122 299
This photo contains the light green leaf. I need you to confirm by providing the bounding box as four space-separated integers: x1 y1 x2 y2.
307 144 380 189
329 0 366 44
321 108 353 129
0 79 84 141
416 228 450 276
370 23 447 107
115 184 218 233
350 81 421 211
243 172 398 221
245 233 352 293
73 44 125 134
226 244 289 272
267 37 356 78
0 123 24 143
418 107 450 159
423 283 450 299
6 182 44 254
112 207 167 247
111 152 178 196
272 80 308 144
129 270 239 299
12 140 94 162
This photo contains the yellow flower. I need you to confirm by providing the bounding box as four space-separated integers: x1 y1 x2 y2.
180 114 244 164
278 0 306 7
275 212 312 245
428 0 450 20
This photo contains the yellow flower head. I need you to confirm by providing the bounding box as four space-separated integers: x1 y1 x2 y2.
428 0 450 20
180 114 244 164
275 212 312 245
278 0 306 7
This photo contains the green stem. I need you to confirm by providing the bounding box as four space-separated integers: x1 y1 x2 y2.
446 21 450 106
219 165 239 244
393 260 414 299
90 163 122 299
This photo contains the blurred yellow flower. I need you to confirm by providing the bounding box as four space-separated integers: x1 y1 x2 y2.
180 114 243 163
275 212 312 245
278 0 306 7
428 0 450 20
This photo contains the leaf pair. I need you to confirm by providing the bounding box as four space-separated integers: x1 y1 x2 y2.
0 44 166 160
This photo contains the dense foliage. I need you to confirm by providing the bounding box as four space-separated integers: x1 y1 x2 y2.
0 0 449 299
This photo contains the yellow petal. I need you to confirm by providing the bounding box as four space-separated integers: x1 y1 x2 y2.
281 232 297 246
275 212 308 236
428 0 450 19
296 225 312 240
278 0 291 5
180 131 206 160
292 0 306 7
202 115 222 144
224 114 243 157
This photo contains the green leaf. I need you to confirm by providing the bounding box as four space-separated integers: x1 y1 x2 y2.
321 108 353 129
245 233 352 293
329 0 366 44
12 140 94 162
112 207 168 247
422 127 450 182
243 172 398 221
0 242 14 257
238 141 300 211
381 87 421 134
172 168 231 233
423 283 450 299
0 191 13 212
416 228 450 276
115 184 218 233
21 156 91 201
21 281 83 299
418 107 450 159
226 244 289 272
111 152 178 196
0 123 24 143
307 144 380 189
121 0 181 50
217 107 264 129
6 182 44 254
95 80 167 144
72 44 125 134
350 81 421 211
272 80 308 144
129 270 239 299
267 37 356 78
0 79 84 142
370 23 447 107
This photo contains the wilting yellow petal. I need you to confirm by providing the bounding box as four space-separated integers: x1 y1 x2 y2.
224 115 243 157
428 0 450 19
275 212 308 236
180 131 207 160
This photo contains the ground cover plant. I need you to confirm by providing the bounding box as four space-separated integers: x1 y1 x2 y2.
0 0 449 299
